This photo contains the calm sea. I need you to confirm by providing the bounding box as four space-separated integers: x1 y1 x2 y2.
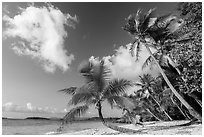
2 119 107 135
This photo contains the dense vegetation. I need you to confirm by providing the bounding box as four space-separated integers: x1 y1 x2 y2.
122 2 202 122
162 2 202 118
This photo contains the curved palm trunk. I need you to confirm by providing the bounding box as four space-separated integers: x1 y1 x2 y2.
97 102 144 133
188 94 202 107
145 108 163 121
97 102 105 123
143 98 163 121
184 82 202 108
149 94 173 121
145 44 202 121
170 94 191 120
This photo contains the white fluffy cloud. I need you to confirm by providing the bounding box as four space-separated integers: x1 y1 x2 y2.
3 4 78 73
2 102 66 114
91 42 159 81
89 42 160 95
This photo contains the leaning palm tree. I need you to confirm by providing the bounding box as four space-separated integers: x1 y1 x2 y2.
127 93 163 122
135 74 173 121
123 9 201 121
58 60 143 133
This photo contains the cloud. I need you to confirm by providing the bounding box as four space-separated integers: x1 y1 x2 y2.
3 3 78 73
91 43 159 81
87 42 160 95
2 102 18 112
61 108 68 113
2 102 66 114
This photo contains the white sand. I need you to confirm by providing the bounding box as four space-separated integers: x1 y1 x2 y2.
46 120 202 135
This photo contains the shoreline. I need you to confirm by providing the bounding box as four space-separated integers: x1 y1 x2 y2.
46 120 202 135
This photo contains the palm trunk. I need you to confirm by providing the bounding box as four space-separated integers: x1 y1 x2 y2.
188 94 202 107
97 102 144 133
170 94 191 120
97 103 105 123
149 94 173 121
145 108 163 121
143 98 163 121
184 82 202 108
145 44 202 121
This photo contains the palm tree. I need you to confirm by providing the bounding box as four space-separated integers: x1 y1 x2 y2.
58 60 143 133
123 9 201 121
111 95 144 126
135 74 173 121
128 93 163 122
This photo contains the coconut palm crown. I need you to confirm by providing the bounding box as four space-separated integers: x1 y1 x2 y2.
123 8 184 44
59 59 139 132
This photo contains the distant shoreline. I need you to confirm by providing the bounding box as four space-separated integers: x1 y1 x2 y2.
2 116 120 122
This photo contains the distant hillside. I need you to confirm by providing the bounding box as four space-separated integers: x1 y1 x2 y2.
3 116 120 122
25 117 50 120
73 117 120 122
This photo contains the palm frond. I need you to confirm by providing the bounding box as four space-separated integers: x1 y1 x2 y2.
142 50 159 70
80 60 111 92
135 9 142 32
142 55 154 70
68 82 98 105
79 61 94 83
147 14 185 43
135 41 142 61
58 87 77 95
133 82 144 87
92 60 111 92
123 9 186 44
129 40 142 61
106 96 135 110
69 92 94 105
123 9 157 35
146 42 159 49
139 75 146 85
139 74 156 89
62 105 89 124
123 9 142 35
141 8 156 32
134 89 145 97
79 61 92 74
144 74 155 83
85 98 98 105
102 79 133 98
101 60 112 80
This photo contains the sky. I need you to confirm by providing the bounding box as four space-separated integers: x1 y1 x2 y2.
2 2 178 119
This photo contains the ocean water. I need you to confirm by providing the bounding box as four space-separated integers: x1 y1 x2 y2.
2 119 107 135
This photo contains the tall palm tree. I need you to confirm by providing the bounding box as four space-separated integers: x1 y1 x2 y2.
135 74 173 121
58 60 142 133
123 9 201 121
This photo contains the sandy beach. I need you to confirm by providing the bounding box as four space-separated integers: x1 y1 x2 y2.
59 120 202 135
